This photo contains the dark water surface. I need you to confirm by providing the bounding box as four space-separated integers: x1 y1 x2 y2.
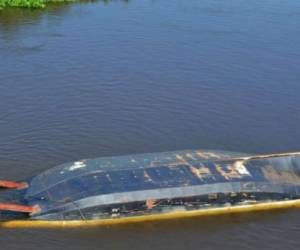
1 0 300 249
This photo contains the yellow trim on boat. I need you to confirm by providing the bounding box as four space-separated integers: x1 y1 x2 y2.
1 199 300 228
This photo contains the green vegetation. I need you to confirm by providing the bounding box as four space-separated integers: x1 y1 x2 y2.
0 0 120 10
0 0 45 9
0 0 85 9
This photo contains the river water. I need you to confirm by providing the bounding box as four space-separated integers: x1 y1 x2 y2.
0 0 300 249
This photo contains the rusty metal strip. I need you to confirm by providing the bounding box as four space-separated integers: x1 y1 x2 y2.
0 180 28 189
0 203 40 214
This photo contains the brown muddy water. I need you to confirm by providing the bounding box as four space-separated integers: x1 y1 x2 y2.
1 0 300 249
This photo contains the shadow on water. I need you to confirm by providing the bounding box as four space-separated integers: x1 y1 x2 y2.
63 210 300 250
2 209 300 250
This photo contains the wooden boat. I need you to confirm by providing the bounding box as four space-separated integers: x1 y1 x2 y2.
1 149 300 228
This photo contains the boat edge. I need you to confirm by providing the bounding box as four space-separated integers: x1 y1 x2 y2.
1 199 300 228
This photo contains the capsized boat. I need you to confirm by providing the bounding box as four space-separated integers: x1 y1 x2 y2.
1 149 300 228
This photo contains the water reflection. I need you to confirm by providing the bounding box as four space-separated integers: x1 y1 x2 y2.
0 0 129 34
0 4 72 48
0 0 130 54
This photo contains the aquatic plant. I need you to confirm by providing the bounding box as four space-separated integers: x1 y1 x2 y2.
0 0 45 9
0 0 122 10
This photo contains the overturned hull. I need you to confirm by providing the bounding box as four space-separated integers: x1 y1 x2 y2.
1 149 300 227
